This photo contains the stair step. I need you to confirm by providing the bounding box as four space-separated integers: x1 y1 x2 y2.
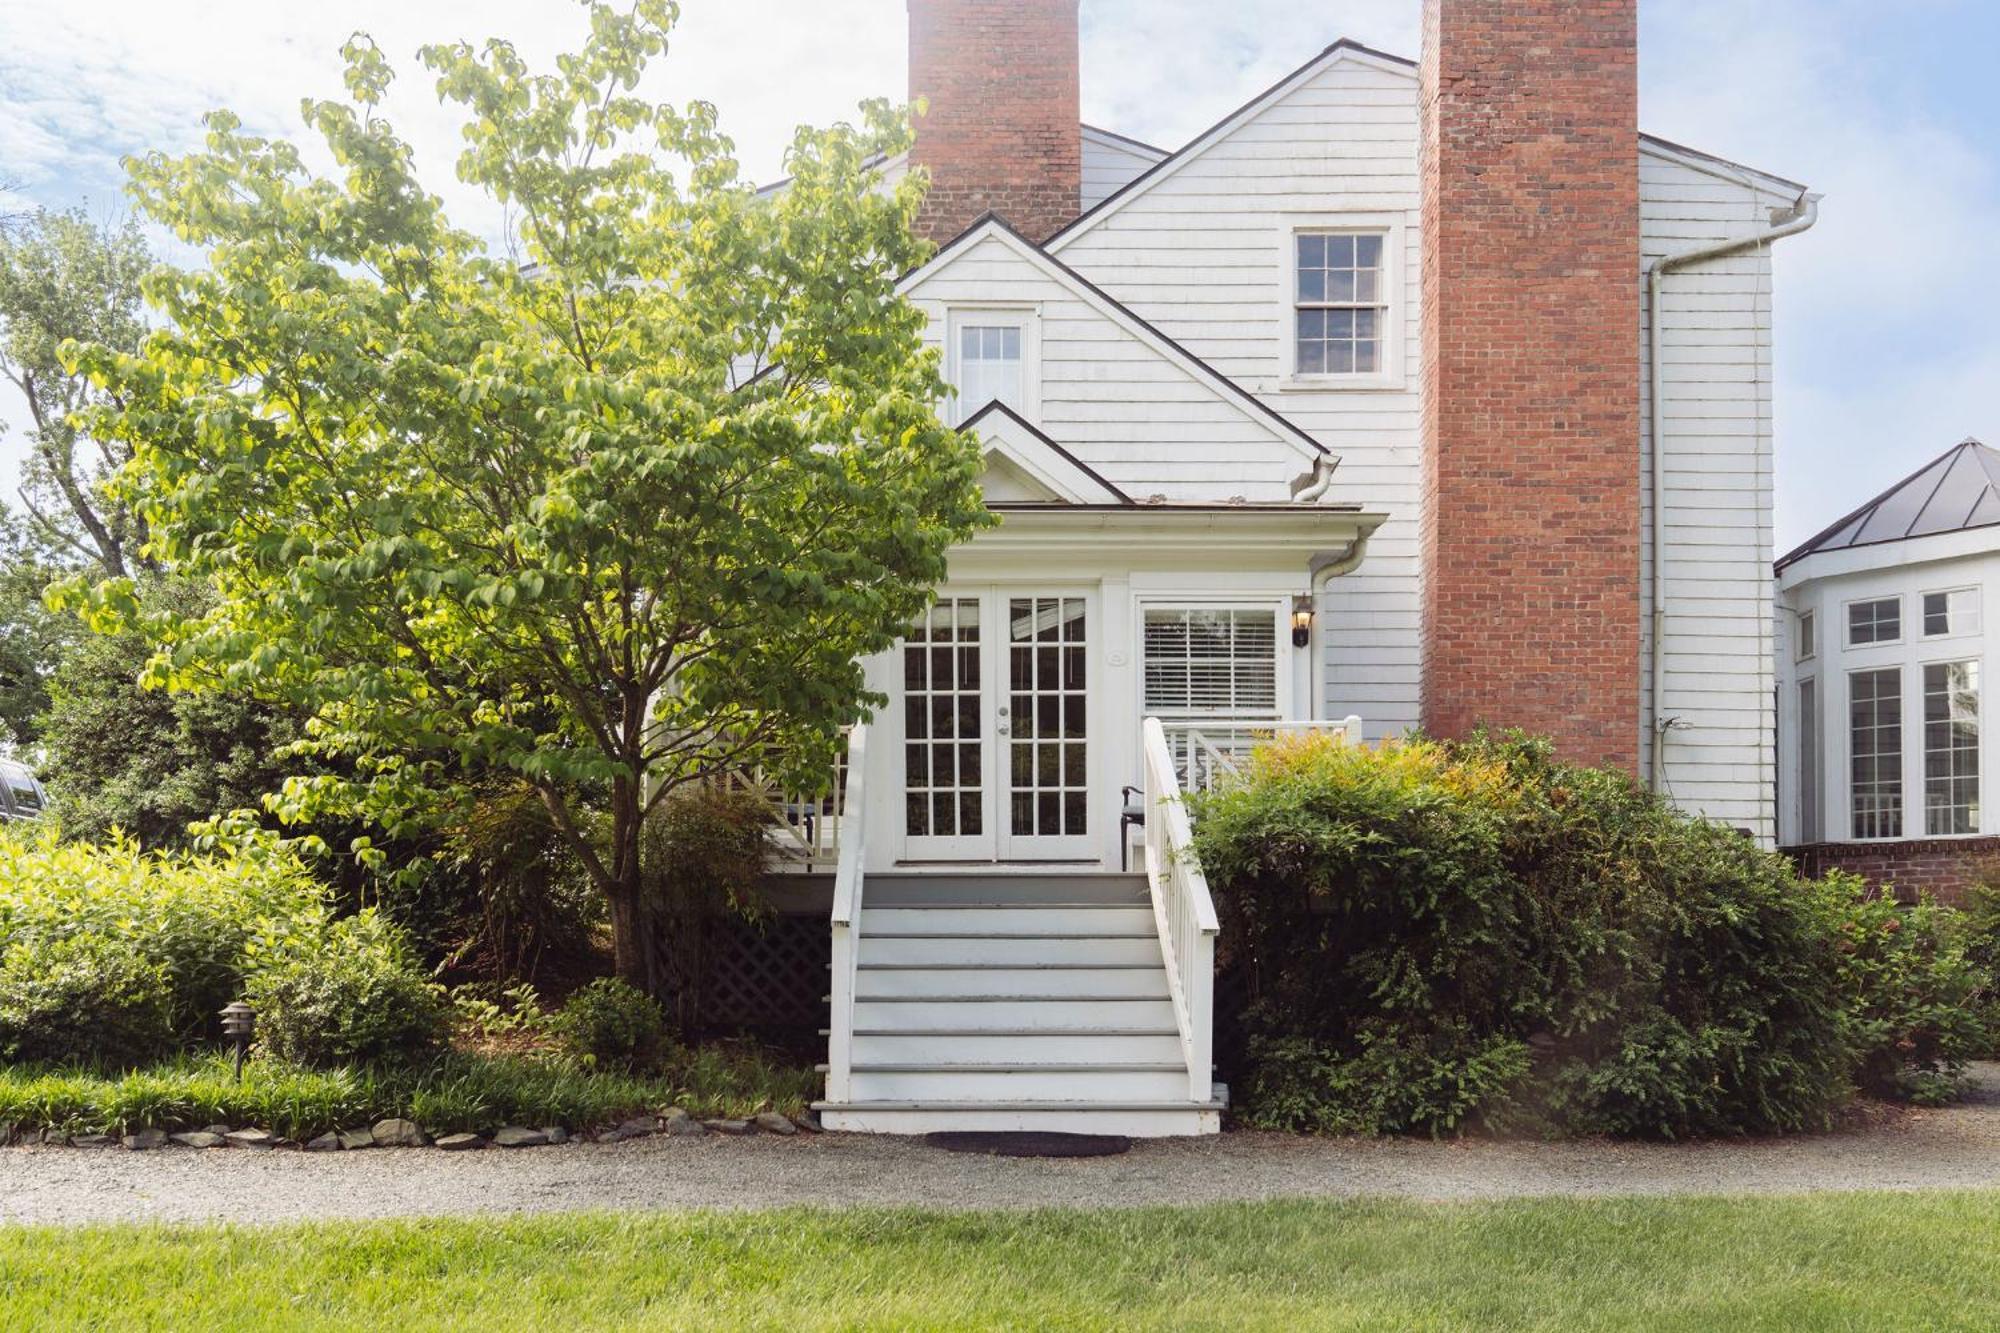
848 1065 1194 1101
862 906 1155 937
853 1030 1184 1064
853 997 1176 1030
861 935 1163 966
857 964 1167 998
865 872 1148 907
812 1102 1222 1136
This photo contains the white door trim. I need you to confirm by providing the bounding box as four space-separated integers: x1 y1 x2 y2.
895 585 1100 864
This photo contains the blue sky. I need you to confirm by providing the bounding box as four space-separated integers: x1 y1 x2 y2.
2 0 1995 550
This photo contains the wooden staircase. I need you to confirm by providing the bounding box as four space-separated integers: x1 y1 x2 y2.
813 871 1224 1135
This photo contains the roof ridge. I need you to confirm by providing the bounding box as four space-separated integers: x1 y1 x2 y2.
1778 437 2000 571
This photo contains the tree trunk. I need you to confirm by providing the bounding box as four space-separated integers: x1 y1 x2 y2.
605 772 655 992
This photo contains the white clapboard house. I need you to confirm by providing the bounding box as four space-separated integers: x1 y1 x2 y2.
764 0 1818 1136
1776 439 2000 900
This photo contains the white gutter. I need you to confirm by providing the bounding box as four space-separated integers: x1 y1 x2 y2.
1644 191 1820 792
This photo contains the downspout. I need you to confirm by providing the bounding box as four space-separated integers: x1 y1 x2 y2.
1306 527 1376 721
1645 191 1820 793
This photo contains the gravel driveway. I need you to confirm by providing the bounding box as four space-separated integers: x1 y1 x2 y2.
6 1065 1999 1226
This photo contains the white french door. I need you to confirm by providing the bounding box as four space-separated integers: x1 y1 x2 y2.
898 589 1095 862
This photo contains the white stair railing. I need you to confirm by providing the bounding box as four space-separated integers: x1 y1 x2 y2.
825 724 869 1104
1141 716 1220 1104
1161 715 1364 793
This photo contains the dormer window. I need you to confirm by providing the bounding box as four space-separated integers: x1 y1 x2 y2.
948 309 1037 421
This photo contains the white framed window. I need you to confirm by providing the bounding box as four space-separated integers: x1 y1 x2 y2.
1924 659 1980 835
1278 215 1402 389
1848 666 1903 839
946 308 1037 422
1846 596 1901 648
1922 587 1981 639
1795 610 1817 662
1141 607 1280 718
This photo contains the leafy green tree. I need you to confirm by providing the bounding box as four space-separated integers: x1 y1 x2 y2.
64 1 987 985
0 208 153 577
36 579 310 845
0 506 74 747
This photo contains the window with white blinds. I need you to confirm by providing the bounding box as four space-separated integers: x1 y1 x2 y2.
1142 608 1278 717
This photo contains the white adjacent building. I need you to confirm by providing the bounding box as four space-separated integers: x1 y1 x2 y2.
1777 439 2000 901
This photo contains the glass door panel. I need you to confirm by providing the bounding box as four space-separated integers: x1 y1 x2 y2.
899 597 992 859
1002 595 1092 859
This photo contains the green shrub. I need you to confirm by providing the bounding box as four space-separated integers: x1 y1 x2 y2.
0 826 323 1060
554 977 669 1070
1962 883 2000 1055
1190 732 1857 1138
643 784 773 1033
0 934 175 1068
244 911 448 1068
1828 879 1985 1104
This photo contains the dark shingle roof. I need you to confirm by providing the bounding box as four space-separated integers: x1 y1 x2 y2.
1778 438 2000 571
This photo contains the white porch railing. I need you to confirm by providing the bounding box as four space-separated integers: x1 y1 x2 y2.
824 725 869 1104
1156 715 1365 794
725 739 849 873
1140 716 1220 1103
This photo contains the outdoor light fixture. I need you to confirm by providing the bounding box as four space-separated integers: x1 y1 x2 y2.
1291 595 1314 649
220 1001 255 1082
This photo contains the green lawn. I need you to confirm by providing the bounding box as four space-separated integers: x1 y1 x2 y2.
4 1191 1999 1330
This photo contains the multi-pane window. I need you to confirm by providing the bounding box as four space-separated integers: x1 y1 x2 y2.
1923 588 1981 639
1850 667 1903 838
902 599 982 839
1847 597 1901 647
1142 609 1279 716
1796 610 1817 662
1925 660 1980 835
953 322 1024 415
1295 232 1386 375
1798 678 1822 842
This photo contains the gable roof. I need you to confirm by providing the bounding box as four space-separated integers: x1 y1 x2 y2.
958 400 1132 505
1047 38 1806 252
1778 438 2000 572
905 212 1330 464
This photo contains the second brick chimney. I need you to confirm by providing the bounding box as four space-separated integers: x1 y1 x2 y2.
1417 0 1644 771
907 0 1082 246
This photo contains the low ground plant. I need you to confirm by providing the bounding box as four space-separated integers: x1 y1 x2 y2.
552 977 670 1070
0 1045 814 1141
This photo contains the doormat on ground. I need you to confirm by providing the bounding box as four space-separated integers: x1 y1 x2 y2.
923 1131 1132 1158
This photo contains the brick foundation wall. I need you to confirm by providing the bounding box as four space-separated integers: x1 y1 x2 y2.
1786 838 2000 907
907 0 1081 246
1417 0 1644 772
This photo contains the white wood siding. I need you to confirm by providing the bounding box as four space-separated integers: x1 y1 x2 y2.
1081 128 1165 210
1045 53 1797 837
906 234 1313 496
1641 153 1797 840
1054 56 1426 737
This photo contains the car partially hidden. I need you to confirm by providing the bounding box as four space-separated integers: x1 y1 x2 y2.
0 759 47 823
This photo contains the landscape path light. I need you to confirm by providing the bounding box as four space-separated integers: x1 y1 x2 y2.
220 1001 255 1082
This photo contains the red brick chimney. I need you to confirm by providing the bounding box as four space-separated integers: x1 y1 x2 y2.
907 0 1081 246
1417 0 1643 772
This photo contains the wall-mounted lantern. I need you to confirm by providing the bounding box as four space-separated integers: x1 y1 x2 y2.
220 1001 255 1082
1291 594 1314 649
